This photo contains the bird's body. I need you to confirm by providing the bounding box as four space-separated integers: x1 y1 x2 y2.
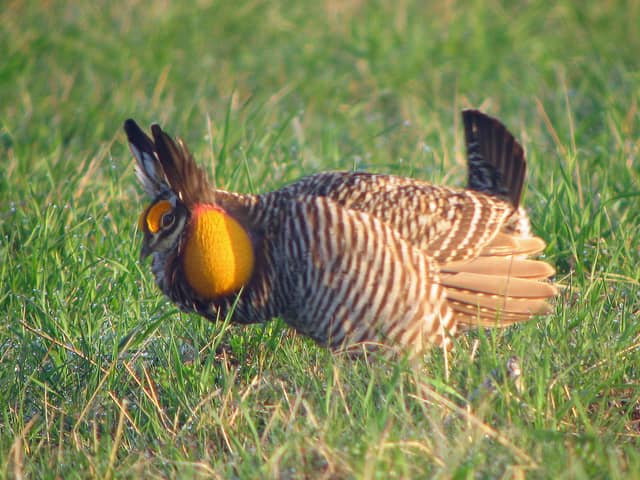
125 110 557 353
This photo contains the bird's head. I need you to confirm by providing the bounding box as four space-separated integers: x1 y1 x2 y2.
124 120 254 300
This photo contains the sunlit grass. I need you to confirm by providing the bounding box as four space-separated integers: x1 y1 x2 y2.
2 0 639 477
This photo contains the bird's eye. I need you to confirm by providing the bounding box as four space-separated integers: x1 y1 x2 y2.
161 212 175 228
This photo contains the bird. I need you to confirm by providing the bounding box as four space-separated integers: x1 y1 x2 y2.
124 109 557 355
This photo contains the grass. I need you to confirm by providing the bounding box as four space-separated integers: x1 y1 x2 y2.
2 0 639 477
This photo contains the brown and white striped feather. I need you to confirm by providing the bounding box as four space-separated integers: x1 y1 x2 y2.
275 196 455 352
259 172 516 263
148 166 554 346
128 116 557 352
255 173 556 333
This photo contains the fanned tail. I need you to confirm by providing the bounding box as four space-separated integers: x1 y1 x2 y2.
448 110 556 328
440 232 557 328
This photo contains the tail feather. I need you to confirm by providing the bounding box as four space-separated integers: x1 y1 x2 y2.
440 231 556 329
447 291 553 328
442 256 555 280
441 271 558 299
441 270 556 324
449 300 548 320
463 109 526 208
450 309 534 328
446 290 553 315
479 232 546 257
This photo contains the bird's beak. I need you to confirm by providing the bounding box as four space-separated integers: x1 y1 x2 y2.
140 242 152 261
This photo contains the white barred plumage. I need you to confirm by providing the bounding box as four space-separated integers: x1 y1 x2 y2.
125 110 557 353
275 196 454 351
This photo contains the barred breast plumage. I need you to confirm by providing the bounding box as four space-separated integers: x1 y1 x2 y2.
125 109 557 353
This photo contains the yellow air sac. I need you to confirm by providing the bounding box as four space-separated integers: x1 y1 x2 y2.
183 205 254 299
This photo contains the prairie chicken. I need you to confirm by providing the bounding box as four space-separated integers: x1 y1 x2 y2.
125 110 557 354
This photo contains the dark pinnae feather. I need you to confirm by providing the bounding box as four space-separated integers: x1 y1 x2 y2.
150 124 212 206
124 119 155 153
124 119 169 197
462 110 526 208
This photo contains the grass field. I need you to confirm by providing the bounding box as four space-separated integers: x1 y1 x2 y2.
2 0 640 478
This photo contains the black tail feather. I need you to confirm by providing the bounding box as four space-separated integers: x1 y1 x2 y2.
462 110 526 208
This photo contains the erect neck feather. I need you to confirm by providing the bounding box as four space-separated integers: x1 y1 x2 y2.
182 204 255 299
